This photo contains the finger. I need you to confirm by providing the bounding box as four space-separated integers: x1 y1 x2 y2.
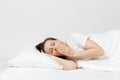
56 48 63 53
56 48 66 54
55 46 64 51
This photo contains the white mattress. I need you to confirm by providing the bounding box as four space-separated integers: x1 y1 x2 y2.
0 67 120 80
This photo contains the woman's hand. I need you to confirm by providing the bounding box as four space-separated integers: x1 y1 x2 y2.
46 54 78 70
55 43 75 57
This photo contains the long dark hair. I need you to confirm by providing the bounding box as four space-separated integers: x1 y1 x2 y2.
35 37 56 53
35 37 67 59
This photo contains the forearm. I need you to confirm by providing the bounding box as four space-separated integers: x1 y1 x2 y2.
71 48 104 60
50 55 78 70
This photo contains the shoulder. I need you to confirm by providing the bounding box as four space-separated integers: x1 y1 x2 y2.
84 38 104 51
66 33 89 48
66 33 81 46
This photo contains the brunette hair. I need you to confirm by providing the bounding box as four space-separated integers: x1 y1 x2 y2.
35 37 56 53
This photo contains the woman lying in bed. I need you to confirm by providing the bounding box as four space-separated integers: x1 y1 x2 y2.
35 33 105 70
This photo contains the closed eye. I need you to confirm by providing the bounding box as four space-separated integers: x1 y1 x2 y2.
49 42 55 54
52 42 55 46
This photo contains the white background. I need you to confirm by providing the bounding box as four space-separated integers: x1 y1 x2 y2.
0 0 120 72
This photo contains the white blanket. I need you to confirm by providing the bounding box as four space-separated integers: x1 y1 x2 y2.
77 59 120 72
77 29 120 72
0 68 120 80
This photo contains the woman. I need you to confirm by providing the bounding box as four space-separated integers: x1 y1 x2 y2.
35 31 108 70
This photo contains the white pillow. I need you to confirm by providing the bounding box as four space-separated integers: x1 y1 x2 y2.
7 46 63 70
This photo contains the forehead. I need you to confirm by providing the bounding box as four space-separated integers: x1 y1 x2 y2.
44 40 54 53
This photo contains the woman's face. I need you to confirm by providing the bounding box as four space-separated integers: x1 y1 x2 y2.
44 39 65 56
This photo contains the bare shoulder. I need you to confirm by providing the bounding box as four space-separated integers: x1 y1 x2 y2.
84 38 104 51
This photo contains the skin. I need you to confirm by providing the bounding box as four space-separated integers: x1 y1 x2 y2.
44 39 78 70
44 38 104 59
44 39 67 56
44 38 105 70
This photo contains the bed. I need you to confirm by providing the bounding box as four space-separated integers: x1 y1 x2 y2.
1 29 120 80
0 67 120 80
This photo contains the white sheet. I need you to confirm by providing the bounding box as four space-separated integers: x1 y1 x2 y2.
77 29 120 72
77 59 120 72
1 29 120 80
89 29 120 59
0 67 120 80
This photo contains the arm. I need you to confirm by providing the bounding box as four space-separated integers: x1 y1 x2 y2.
57 38 105 60
72 38 105 59
72 48 104 60
48 55 78 70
